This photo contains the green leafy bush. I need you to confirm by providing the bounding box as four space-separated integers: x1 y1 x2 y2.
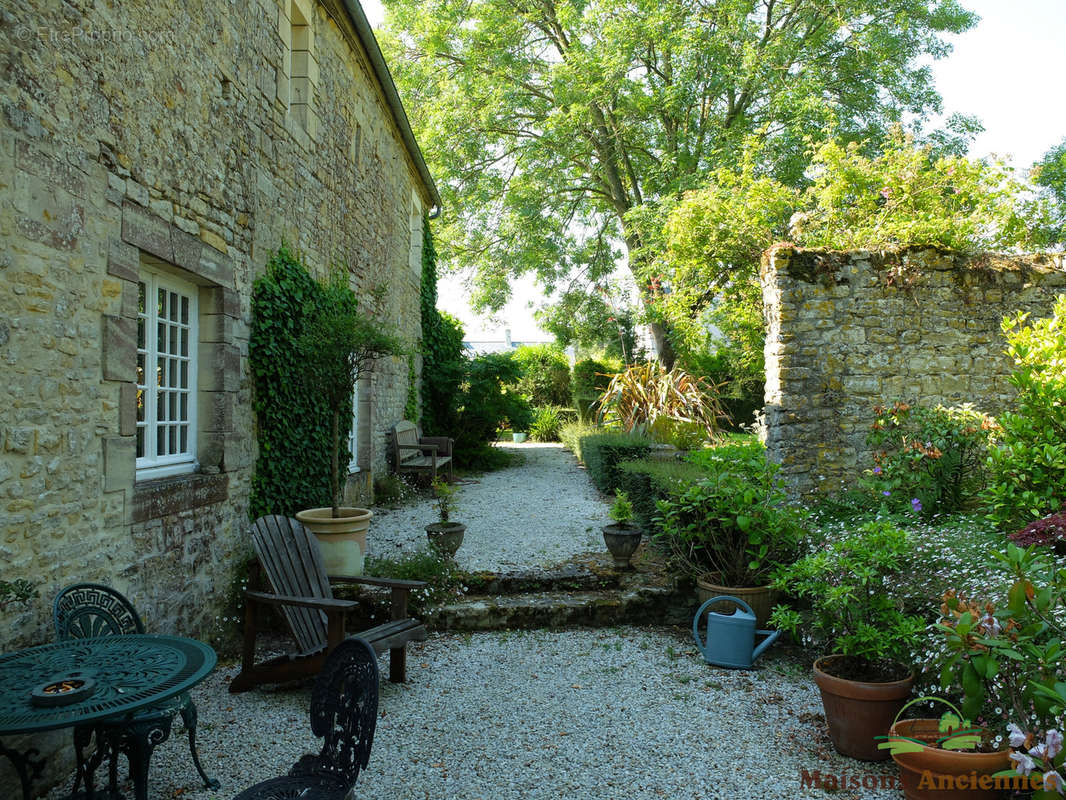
654 441 804 585
572 359 611 422
453 353 532 468
572 360 610 421
512 344 571 407
420 221 466 436
865 401 998 516
771 520 924 671
561 424 651 493
616 459 711 530
984 295 1066 530
529 405 567 442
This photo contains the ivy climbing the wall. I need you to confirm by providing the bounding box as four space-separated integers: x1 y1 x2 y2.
248 246 341 519
420 219 465 435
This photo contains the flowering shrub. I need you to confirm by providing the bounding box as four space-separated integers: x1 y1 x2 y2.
934 543 1066 784
865 401 998 516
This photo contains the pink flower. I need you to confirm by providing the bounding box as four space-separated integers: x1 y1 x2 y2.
979 614 1002 637
1008 723 1027 748
1011 751 1036 775
1047 730 1064 759
1044 769 1065 793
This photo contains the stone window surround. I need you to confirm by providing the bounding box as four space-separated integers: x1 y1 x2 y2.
102 200 241 524
277 0 320 141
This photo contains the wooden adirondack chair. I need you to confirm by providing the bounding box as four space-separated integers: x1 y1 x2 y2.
228 515 427 693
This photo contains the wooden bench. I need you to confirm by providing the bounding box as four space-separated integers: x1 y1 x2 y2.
390 420 454 482
229 515 427 693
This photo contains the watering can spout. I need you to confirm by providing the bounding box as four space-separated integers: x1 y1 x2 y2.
752 629 780 662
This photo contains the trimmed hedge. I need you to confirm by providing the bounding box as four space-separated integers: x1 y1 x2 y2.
560 423 651 493
617 458 712 531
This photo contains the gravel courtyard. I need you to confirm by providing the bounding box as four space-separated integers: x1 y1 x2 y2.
46 443 903 800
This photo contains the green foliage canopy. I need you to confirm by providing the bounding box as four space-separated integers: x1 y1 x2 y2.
381 0 977 356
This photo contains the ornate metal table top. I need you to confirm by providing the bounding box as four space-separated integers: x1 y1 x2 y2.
0 634 216 735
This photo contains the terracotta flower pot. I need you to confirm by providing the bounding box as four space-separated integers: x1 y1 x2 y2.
602 523 642 568
696 577 774 628
295 507 372 576
888 718 1012 800
426 522 465 558
813 655 914 762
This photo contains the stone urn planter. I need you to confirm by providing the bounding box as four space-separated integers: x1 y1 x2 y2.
813 655 915 762
602 523 642 568
295 507 372 577
696 576 775 629
425 522 465 558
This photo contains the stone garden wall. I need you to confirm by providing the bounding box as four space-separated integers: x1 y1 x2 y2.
761 246 1066 495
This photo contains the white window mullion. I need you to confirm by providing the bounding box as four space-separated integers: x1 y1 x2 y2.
136 269 198 480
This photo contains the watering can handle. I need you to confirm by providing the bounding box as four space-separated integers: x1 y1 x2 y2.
691 595 755 648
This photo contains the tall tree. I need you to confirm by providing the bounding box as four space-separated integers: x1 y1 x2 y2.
381 0 976 363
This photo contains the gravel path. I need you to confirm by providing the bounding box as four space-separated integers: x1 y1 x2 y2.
43 442 907 800
368 442 607 571
65 629 900 800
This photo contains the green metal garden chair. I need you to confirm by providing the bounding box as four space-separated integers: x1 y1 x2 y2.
53 583 219 799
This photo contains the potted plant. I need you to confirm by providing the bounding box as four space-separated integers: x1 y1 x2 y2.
603 489 642 568
653 444 803 626
294 279 405 576
885 543 1063 798
771 520 924 761
425 478 465 558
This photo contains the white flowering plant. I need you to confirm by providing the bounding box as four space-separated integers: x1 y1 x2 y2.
937 543 1066 792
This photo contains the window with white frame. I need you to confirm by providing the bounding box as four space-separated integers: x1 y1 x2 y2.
136 269 198 479
347 384 360 473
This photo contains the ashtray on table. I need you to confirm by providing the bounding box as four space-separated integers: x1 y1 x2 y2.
30 675 96 706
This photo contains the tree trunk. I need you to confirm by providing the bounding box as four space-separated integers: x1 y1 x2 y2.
647 320 676 369
330 410 341 518
621 229 676 369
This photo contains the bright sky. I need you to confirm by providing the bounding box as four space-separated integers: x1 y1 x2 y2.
362 0 1066 341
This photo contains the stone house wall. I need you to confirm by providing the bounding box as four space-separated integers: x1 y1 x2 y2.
1 0 437 791
761 246 1066 495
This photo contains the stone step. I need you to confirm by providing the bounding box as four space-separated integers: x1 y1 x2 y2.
460 561 620 595
428 583 694 631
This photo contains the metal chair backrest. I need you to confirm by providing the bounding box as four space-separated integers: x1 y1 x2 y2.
294 637 379 789
54 583 146 640
250 515 332 655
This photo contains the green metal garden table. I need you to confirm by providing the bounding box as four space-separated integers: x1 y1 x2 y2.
0 634 217 800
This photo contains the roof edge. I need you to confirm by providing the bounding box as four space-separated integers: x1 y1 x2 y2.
340 0 441 214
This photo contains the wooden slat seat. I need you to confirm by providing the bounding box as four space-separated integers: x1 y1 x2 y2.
391 420 454 482
229 515 427 693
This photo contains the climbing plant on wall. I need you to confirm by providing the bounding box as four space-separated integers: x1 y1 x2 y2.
420 218 466 435
248 246 338 519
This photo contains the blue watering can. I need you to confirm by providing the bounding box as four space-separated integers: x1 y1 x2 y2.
692 596 780 669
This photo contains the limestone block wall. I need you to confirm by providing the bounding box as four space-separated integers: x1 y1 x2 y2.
0 0 432 637
761 247 1066 495
2 1 433 789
